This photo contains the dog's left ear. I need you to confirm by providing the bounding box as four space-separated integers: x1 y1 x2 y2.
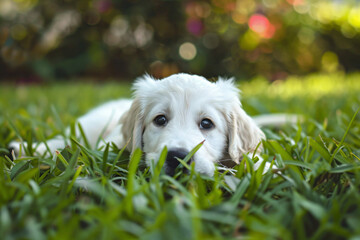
215 78 266 164
227 104 265 164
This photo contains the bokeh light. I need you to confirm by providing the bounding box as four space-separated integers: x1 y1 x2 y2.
187 18 204 36
321 51 339 73
1 0 360 81
179 42 197 61
248 14 275 39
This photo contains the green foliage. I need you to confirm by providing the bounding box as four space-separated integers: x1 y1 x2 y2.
1 0 360 80
0 73 360 239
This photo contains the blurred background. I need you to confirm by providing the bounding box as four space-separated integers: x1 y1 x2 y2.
1 0 360 82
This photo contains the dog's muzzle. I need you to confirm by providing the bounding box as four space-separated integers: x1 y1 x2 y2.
165 148 190 176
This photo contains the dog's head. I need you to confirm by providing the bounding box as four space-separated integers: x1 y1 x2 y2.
121 73 264 176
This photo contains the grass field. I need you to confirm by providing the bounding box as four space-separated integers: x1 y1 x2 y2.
1 73 360 240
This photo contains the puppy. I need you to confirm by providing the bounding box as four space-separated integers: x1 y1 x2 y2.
10 73 265 176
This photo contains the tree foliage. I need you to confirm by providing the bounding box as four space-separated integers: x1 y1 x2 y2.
1 0 360 81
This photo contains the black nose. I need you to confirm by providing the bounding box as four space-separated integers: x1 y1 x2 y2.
165 148 189 176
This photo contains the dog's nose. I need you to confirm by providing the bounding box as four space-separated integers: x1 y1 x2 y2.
165 148 189 176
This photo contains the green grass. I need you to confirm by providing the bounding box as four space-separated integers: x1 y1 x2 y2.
1 73 360 240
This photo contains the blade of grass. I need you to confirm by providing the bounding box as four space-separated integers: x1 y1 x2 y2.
235 156 246 179
154 146 167 178
268 140 293 160
51 105 65 133
255 156 267 187
195 173 208 208
309 137 331 162
67 165 83 193
77 123 91 149
102 143 109 175
329 163 360 173
14 168 39 183
55 150 69 168
125 148 142 216
59 149 80 196
174 141 204 175
183 140 205 163
108 141 129 178
229 174 250 204
26 131 34 156
329 107 360 164
10 161 30 180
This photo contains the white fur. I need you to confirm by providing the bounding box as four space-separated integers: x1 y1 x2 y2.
10 73 266 176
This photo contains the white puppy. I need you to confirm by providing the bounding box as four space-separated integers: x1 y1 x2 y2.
10 73 266 176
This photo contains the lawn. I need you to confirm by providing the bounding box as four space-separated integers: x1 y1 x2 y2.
0 73 360 240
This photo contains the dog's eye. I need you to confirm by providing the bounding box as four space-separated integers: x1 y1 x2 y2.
200 118 214 130
154 115 168 126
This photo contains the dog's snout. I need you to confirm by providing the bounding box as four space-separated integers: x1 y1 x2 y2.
165 148 189 176
166 148 189 168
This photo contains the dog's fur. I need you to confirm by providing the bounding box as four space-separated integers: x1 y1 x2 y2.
10 73 266 176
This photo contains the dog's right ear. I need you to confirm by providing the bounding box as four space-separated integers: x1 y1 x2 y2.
122 74 162 153
121 74 158 153
120 98 143 153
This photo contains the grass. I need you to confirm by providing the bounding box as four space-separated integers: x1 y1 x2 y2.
0 72 360 240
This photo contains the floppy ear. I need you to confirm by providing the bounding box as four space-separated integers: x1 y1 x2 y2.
214 77 265 164
120 98 143 153
227 104 265 164
121 74 158 153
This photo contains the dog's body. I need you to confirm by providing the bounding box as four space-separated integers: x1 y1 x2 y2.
10 73 294 176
